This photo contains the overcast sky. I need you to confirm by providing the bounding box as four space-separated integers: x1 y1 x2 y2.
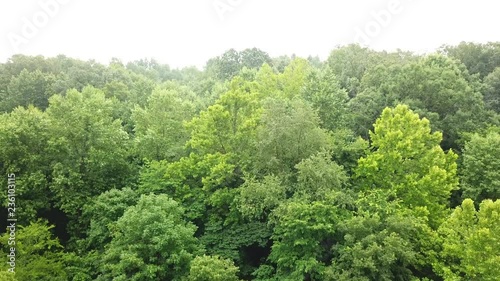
0 0 498 69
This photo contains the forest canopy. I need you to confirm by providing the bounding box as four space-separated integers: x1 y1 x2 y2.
1 42 500 281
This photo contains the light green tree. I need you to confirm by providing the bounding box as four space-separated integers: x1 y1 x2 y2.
436 199 500 280
237 175 287 220
356 105 458 227
0 220 67 281
187 255 240 281
0 271 18 281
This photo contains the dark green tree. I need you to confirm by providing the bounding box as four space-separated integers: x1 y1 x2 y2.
460 131 500 202
0 69 55 112
98 194 202 281
45 86 135 238
483 67 500 113
442 41 500 79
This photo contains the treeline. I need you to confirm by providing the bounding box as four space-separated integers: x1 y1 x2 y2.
0 42 499 280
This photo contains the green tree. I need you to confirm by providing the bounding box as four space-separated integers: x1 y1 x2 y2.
187 255 240 281
302 66 349 131
132 85 194 161
350 54 488 149
295 152 348 201
271 55 292 73
0 106 51 223
45 86 134 238
436 199 500 280
0 69 55 112
206 49 242 81
278 58 311 99
355 105 458 227
99 194 202 281
82 187 138 252
269 196 348 280
460 131 500 202
125 58 174 82
254 98 332 175
327 44 377 98
186 77 261 171
442 41 500 79
237 175 287 220
326 191 434 281
0 55 53 95
483 67 500 113
329 129 369 177
240 48 272 69
52 60 106 92
0 220 67 281
0 271 18 281
253 58 311 100
206 48 271 81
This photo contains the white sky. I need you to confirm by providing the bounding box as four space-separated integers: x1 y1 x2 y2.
0 0 498 69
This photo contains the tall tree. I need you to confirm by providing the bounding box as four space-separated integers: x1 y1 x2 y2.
355 105 458 227
240 48 272 69
45 87 134 231
186 77 260 169
0 106 51 223
327 44 377 98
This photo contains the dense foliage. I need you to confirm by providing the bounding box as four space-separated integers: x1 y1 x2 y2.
1 43 499 280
